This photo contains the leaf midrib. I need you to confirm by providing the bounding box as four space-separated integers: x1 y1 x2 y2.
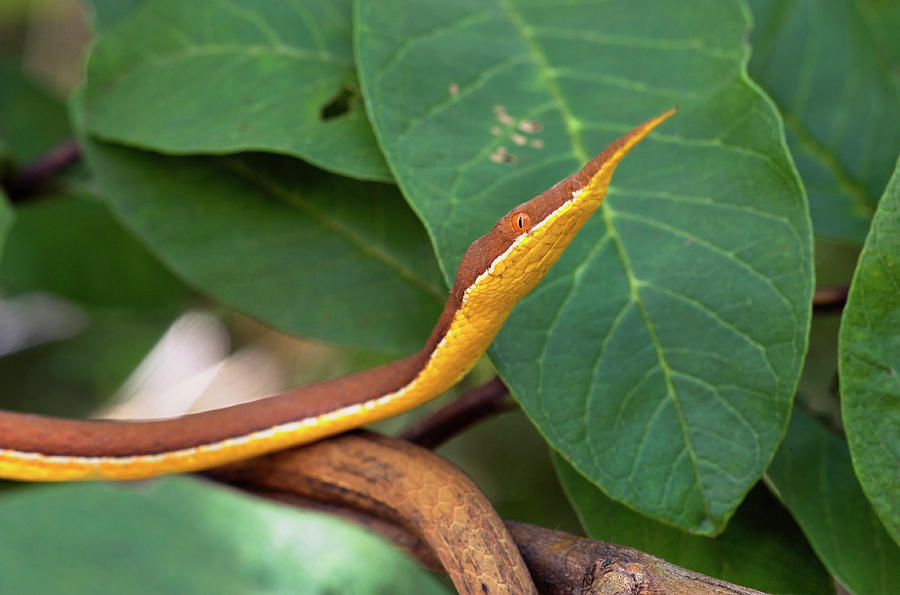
496 0 712 520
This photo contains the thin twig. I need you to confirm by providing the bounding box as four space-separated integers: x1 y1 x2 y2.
812 286 849 313
399 376 512 448
7 139 80 199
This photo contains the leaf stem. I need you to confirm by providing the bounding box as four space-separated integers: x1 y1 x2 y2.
6 139 81 201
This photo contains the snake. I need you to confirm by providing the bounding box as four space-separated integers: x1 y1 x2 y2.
0 108 674 481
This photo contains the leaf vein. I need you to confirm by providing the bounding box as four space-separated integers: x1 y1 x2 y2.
640 280 778 384
609 208 796 318
527 27 737 59
552 68 698 100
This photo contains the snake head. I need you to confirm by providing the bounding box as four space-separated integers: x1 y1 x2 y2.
452 107 677 305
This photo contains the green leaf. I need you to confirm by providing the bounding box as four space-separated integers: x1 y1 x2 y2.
857 0 900 66
83 0 391 181
0 60 72 164
839 156 900 544
555 455 833 594
767 411 900 595
747 0 900 242
357 0 812 533
80 137 444 354
0 478 449 595
0 194 187 309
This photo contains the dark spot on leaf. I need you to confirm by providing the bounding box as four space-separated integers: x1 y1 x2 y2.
320 84 358 121
887 368 895 376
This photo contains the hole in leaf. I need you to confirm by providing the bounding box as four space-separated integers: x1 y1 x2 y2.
320 84 358 121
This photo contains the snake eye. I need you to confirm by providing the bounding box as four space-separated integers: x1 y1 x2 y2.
510 211 532 232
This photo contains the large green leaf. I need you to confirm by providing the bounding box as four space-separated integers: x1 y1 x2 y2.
83 0 391 181
747 0 900 243
80 138 444 354
0 478 448 594
556 456 833 594
0 60 72 164
858 0 900 65
0 194 186 309
357 0 812 533
767 412 900 595
839 156 900 544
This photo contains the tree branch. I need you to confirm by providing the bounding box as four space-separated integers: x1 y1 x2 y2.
506 521 766 595
208 432 769 595
209 431 538 594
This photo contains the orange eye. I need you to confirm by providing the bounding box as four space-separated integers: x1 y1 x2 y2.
510 211 532 232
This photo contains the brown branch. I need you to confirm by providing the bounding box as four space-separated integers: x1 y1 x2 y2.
208 432 769 595
812 285 849 313
209 431 538 595
400 376 512 448
506 521 766 595
6 139 80 199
